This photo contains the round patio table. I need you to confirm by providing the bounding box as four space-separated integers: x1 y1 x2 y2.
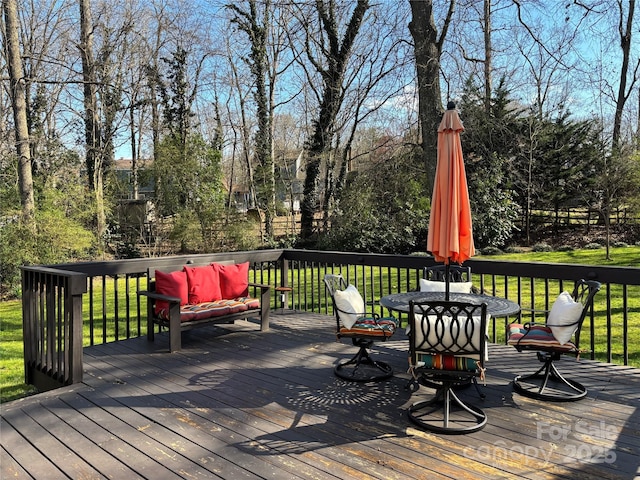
379 291 521 317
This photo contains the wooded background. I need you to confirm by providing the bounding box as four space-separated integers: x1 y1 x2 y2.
2 0 639 297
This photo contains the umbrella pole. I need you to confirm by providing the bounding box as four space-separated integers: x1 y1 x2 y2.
445 263 450 301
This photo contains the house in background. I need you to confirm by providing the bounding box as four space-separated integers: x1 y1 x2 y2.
276 150 304 214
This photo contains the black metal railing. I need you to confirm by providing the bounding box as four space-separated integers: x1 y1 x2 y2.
21 266 87 390
21 249 639 391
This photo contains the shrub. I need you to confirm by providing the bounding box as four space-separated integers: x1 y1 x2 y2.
532 242 553 252
224 219 261 251
318 154 431 255
585 242 602 250
504 246 524 253
481 246 503 255
557 245 574 252
0 210 95 299
613 241 629 248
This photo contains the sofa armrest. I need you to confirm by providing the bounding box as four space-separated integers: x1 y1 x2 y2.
138 290 181 305
138 289 182 352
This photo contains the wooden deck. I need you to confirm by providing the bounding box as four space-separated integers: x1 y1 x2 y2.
2 312 639 480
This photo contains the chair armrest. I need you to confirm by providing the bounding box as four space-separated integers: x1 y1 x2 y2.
514 306 549 326
248 282 270 290
519 307 550 314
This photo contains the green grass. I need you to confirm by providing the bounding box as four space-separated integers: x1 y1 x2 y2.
0 300 38 402
485 245 640 268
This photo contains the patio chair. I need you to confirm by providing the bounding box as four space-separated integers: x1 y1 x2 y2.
424 265 471 283
419 265 475 388
507 279 601 402
324 274 399 382
419 265 476 295
407 300 488 434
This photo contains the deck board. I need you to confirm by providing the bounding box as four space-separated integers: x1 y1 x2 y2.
2 312 639 480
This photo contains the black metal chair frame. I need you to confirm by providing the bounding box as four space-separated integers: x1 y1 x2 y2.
420 265 475 390
510 279 601 402
407 300 488 434
423 265 471 283
324 274 396 382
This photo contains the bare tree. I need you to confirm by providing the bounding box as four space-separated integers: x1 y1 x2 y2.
612 0 638 151
2 0 35 231
79 0 107 247
325 11 412 220
298 0 371 240
408 0 455 195
224 36 258 221
228 0 278 238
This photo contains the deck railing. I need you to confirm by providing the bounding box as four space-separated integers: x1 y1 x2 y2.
21 266 87 390
21 249 639 392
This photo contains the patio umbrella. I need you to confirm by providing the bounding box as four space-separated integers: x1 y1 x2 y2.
426 102 475 299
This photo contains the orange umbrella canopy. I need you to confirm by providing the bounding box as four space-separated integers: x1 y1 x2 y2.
426 106 475 265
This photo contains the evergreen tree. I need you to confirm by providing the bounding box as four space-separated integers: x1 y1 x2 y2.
459 78 519 248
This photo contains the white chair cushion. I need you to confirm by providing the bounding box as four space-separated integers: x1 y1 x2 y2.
333 285 365 329
547 291 584 345
413 314 488 361
419 278 473 293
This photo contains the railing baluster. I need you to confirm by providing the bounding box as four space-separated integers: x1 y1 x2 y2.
606 283 612 363
89 279 94 346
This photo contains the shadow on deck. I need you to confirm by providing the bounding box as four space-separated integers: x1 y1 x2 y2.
2 312 639 479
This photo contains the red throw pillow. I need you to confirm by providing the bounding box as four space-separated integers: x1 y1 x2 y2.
184 265 222 304
213 262 249 299
154 270 188 315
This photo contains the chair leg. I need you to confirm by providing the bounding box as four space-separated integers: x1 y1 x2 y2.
513 354 587 402
408 384 487 434
334 342 393 382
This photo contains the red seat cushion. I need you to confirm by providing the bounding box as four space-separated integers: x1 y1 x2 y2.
214 262 249 299
339 316 398 337
154 270 189 315
507 324 577 353
416 353 479 372
236 296 260 310
156 298 260 322
175 301 232 322
184 265 222 304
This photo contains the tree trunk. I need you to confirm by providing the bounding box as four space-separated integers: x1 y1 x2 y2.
612 0 635 151
229 0 275 239
483 0 492 113
3 0 36 232
129 102 138 199
608 0 635 259
300 0 370 240
408 0 453 196
79 0 106 247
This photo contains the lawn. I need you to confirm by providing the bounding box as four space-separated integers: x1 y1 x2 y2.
1 246 638 403
485 245 640 268
0 300 38 402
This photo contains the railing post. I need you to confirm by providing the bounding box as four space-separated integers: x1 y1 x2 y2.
66 274 86 384
21 266 87 391
280 259 290 289
276 258 291 310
